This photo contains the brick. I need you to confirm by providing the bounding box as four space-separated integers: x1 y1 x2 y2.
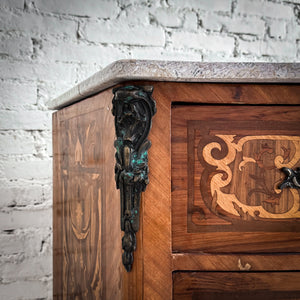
0 60 77 83
239 39 264 55
0 81 36 109
0 207 52 230
269 20 287 39
32 130 53 158
151 8 182 27
0 183 46 208
227 17 265 36
261 40 297 57
0 228 51 255
84 20 165 46
161 50 202 61
76 63 105 83
0 0 24 9
0 281 49 300
236 0 293 19
286 20 300 42
0 130 52 160
183 11 198 31
119 6 150 26
202 14 265 36
0 10 77 37
201 13 229 31
0 110 51 130
0 131 36 155
1 159 52 180
41 39 125 64
169 0 232 12
172 31 235 53
118 0 156 5
35 0 119 18
0 254 52 280
239 39 297 57
37 81 74 107
202 52 240 61
129 46 203 61
0 34 32 59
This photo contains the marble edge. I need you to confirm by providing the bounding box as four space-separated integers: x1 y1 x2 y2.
47 60 300 110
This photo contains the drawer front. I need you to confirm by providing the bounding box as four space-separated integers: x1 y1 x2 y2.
173 272 300 299
172 105 300 253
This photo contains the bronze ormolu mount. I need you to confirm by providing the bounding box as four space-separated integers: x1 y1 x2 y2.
279 167 300 190
112 86 156 272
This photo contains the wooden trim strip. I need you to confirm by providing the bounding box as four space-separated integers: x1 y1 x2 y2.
172 253 300 271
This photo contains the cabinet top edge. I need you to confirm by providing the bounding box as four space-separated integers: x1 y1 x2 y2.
47 59 300 110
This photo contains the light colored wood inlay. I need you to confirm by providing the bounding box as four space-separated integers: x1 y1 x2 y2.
202 135 300 219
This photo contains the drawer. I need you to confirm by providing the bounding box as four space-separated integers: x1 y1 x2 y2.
172 105 300 253
173 271 300 299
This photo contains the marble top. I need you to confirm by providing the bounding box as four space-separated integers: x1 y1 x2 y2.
47 60 300 110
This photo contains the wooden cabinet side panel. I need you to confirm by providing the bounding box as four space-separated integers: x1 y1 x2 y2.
52 90 122 299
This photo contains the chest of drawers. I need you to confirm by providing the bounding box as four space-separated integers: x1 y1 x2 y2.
50 60 300 299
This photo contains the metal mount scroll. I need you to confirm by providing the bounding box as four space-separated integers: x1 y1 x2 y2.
279 167 300 190
112 85 156 272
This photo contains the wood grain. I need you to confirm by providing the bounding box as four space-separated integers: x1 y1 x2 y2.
53 81 300 299
122 82 300 298
142 85 173 299
53 112 63 299
173 272 300 299
53 90 122 299
153 82 300 105
172 253 300 271
122 196 144 300
172 105 300 253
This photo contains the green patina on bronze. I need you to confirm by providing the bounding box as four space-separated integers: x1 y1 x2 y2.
112 85 156 272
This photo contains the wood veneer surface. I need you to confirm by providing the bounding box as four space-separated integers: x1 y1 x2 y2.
172 105 300 253
53 90 122 299
53 82 300 299
173 272 300 299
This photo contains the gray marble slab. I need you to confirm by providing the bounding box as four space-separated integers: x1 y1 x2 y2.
47 59 300 110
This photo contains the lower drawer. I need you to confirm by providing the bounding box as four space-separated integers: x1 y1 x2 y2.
173 272 300 300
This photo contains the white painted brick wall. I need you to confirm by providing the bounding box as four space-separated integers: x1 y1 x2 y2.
0 0 298 299
83 20 166 46
172 31 236 53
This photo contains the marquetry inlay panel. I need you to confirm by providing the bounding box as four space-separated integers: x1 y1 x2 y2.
189 121 300 232
60 109 104 298
172 104 300 253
